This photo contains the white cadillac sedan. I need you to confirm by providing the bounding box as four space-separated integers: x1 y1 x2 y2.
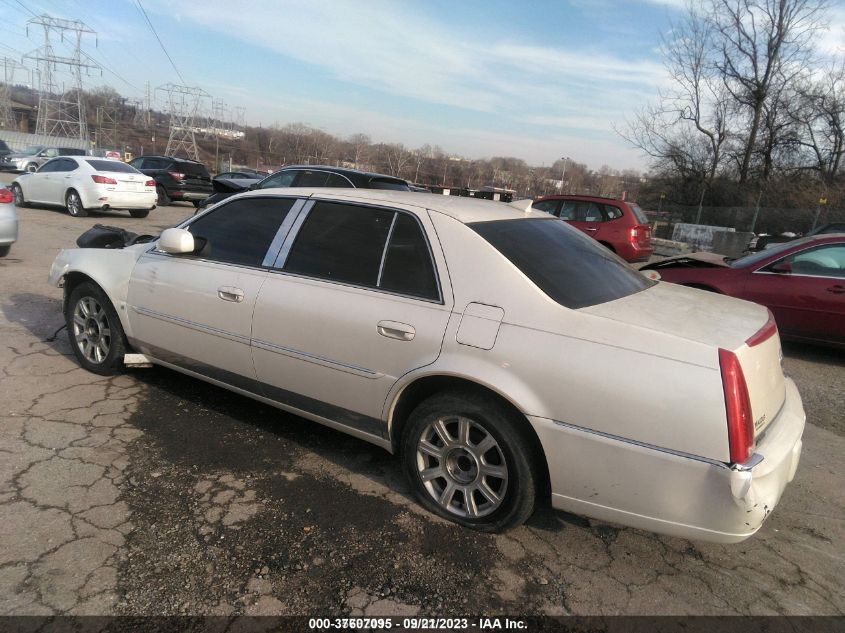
12 156 157 218
48 189 805 541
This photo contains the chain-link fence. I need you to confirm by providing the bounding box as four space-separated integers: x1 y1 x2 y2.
646 204 845 238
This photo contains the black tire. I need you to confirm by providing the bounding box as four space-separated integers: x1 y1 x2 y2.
65 282 127 375
599 241 616 253
156 185 171 206
401 390 539 532
11 183 28 208
129 208 150 218
191 200 201 208
25 162 38 173
0 244 10 257
65 189 88 217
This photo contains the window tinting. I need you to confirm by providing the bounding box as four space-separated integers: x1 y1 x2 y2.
284 202 394 286
380 214 439 300
186 197 295 266
560 201 577 220
580 202 605 222
603 204 623 220
628 203 650 225
784 244 845 278
470 218 653 309
368 177 411 191
37 160 61 173
86 160 139 173
259 170 297 189
532 200 559 215
296 170 331 187
325 173 352 187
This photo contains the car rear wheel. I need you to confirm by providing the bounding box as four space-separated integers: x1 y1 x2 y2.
191 200 201 208
156 186 171 206
11 183 27 208
401 390 539 532
65 190 88 217
66 282 127 375
129 208 150 218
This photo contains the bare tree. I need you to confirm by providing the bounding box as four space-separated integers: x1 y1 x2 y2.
348 133 371 167
709 0 827 182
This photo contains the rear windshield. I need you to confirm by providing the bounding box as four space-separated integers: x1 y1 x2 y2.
85 159 139 173
175 161 210 177
470 218 654 309
368 177 411 191
628 202 650 225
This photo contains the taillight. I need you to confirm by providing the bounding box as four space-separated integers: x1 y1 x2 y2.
719 348 754 464
630 227 640 240
144 180 156 187
91 175 117 185
745 310 777 347
168 171 185 181
0 188 12 203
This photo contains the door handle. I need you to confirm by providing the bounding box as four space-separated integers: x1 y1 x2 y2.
584 227 598 232
377 320 415 341
827 285 845 295
217 286 244 302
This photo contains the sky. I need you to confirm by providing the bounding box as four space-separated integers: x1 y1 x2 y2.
1 0 844 171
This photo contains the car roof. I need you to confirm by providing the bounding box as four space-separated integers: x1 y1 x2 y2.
537 194 629 205
276 164 407 185
236 187 547 224
136 154 203 164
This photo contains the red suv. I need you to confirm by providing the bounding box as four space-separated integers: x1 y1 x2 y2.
532 195 653 262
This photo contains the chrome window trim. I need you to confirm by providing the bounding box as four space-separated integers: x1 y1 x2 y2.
261 198 307 267
272 199 316 268
376 212 398 287
274 198 444 304
287 168 355 188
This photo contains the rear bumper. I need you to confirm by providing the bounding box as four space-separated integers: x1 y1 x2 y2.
616 241 653 262
170 188 211 201
81 188 157 210
532 377 805 543
0 216 18 244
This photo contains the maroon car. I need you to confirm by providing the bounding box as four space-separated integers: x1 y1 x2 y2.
641 234 845 347
532 195 653 262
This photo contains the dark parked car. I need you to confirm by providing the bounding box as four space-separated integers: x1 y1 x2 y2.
128 155 213 207
532 194 653 262
640 234 845 348
198 165 411 209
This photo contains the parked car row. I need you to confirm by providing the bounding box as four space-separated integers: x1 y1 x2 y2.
0 145 88 173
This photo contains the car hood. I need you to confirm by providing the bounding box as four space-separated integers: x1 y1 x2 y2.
581 282 767 351
4 153 37 160
212 178 255 194
641 251 731 270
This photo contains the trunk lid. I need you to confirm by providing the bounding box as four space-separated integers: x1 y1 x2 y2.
112 173 148 193
583 283 785 443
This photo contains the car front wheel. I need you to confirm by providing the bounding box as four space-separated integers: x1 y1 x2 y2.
401 390 540 532
66 282 127 375
65 190 88 217
25 162 38 173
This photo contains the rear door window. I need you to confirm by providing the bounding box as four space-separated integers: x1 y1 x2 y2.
560 201 577 220
186 197 296 267
259 170 297 189
325 173 353 187
283 201 394 286
603 204 623 220
579 202 605 222
296 170 331 187
379 213 439 300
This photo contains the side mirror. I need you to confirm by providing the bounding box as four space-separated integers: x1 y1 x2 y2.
247 183 258 191
158 228 195 254
770 261 792 274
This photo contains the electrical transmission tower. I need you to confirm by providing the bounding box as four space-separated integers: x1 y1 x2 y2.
1 57 28 130
25 15 100 140
157 83 208 160
132 81 152 129
95 105 118 149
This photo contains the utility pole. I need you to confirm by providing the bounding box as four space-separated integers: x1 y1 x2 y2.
95 105 118 150
25 15 100 140
157 83 209 161
559 156 570 193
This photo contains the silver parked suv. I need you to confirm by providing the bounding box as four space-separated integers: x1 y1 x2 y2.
0 145 87 173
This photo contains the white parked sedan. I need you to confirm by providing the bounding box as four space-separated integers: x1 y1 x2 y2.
48 189 805 541
12 157 157 218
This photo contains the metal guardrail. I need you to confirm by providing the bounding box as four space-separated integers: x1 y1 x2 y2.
0 130 91 152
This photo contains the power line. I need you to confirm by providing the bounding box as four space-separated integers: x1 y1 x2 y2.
134 0 185 84
12 0 36 17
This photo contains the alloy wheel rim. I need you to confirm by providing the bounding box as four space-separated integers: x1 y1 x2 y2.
13 186 22 205
67 193 80 215
415 416 508 518
72 297 110 364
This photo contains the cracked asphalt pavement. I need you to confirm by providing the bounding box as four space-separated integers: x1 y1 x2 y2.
1 177 843 616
